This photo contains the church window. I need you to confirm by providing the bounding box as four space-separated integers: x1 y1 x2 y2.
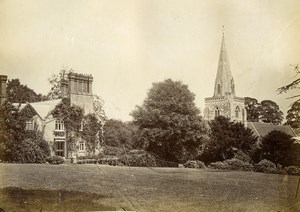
215 107 220 117
55 120 64 131
217 84 221 94
235 106 240 118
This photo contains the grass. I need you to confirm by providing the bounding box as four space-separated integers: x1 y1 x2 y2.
0 163 300 211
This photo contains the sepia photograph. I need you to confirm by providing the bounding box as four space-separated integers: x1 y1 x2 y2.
0 0 300 211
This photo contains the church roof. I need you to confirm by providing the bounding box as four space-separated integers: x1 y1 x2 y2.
213 33 236 97
246 122 297 139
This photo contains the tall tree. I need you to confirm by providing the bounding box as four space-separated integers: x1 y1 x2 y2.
200 116 258 163
7 79 47 103
244 97 262 122
286 100 300 130
278 64 300 100
260 130 294 166
260 100 283 125
131 79 209 163
47 68 69 100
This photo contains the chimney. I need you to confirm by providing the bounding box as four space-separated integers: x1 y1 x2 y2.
0 75 7 104
61 79 69 98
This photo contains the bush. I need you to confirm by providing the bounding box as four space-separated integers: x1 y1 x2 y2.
8 138 50 163
224 158 253 171
46 155 64 165
119 152 157 167
285 166 300 175
184 160 206 169
209 161 230 170
103 146 125 156
254 159 279 174
233 150 251 163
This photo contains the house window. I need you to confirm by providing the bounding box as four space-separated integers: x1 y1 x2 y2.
25 120 34 131
235 106 240 118
79 121 84 131
79 141 85 151
55 120 64 131
215 107 220 117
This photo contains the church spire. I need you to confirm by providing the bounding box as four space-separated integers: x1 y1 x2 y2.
213 31 235 97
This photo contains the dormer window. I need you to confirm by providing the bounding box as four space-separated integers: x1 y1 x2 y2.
25 120 34 131
55 120 64 131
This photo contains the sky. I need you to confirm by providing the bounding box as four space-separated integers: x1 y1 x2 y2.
0 0 300 121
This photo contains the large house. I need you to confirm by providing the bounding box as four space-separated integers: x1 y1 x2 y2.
0 72 103 158
203 33 297 139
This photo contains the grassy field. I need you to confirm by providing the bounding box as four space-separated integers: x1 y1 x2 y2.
0 163 300 211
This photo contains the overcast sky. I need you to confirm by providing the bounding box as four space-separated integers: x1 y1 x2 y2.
1 0 299 121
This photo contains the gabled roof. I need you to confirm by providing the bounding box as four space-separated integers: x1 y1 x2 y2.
29 99 62 120
246 122 297 139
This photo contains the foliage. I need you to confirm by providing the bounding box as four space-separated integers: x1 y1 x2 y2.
47 68 69 100
245 97 261 122
260 130 294 166
131 79 209 163
46 155 65 164
103 119 137 149
284 166 300 176
223 158 253 171
103 146 125 156
260 100 283 125
119 152 157 167
209 161 230 170
6 79 47 103
184 160 206 169
200 116 257 163
285 100 300 129
81 114 103 155
233 150 251 163
244 97 284 125
277 64 300 100
254 159 278 173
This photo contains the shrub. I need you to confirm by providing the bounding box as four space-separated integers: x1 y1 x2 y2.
209 161 230 170
223 158 253 171
9 138 50 163
184 160 206 169
254 159 279 173
103 146 125 156
233 150 251 163
285 166 300 175
46 155 64 165
119 152 157 167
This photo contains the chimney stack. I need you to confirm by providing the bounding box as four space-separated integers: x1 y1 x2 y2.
0 75 7 104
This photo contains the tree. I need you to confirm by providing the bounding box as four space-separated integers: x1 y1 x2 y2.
131 79 209 163
103 119 137 149
286 100 300 130
200 116 258 163
277 64 300 100
260 100 283 125
245 97 261 122
260 130 294 166
47 69 69 100
7 79 47 103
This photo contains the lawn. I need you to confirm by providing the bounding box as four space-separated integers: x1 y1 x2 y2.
0 163 300 212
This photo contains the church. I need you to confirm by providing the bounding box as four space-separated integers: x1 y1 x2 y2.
204 33 297 140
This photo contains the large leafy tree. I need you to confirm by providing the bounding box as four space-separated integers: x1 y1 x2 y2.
200 116 258 163
286 100 300 129
260 100 283 125
7 79 47 103
131 79 209 163
103 119 137 149
260 130 294 166
244 97 283 125
245 97 261 122
278 64 300 101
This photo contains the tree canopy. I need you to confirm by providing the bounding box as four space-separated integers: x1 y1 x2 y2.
277 64 300 100
131 79 209 163
7 79 47 103
200 116 258 163
244 97 283 125
286 100 300 130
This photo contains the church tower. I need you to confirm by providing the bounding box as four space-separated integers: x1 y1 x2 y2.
204 32 246 122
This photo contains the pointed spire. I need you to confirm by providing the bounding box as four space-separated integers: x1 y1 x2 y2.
213 30 235 97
